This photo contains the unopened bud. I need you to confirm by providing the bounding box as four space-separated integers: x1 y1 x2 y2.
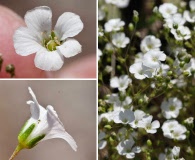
104 125 112 130
147 139 152 146
6 64 15 78
133 10 139 23
128 23 134 31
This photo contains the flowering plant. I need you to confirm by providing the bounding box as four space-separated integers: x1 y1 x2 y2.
9 87 77 160
98 0 195 159
13 6 83 71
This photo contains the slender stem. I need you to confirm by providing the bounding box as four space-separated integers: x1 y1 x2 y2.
111 53 116 78
9 144 23 160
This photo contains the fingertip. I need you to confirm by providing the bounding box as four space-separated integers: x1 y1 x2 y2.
0 5 46 78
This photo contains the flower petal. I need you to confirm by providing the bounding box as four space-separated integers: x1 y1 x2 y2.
13 27 42 56
24 6 52 33
34 49 64 71
57 39 82 58
54 12 84 40
44 105 77 151
27 87 46 120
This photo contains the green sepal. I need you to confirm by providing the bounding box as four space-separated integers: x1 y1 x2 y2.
26 134 46 149
18 123 36 144
18 120 29 137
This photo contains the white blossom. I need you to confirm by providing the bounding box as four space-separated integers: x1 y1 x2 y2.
160 97 182 119
143 50 166 69
159 3 178 19
104 18 125 32
183 10 195 23
130 110 146 128
98 8 105 21
140 35 161 53
162 120 187 140
105 0 130 8
110 75 132 91
116 137 141 159
137 115 160 134
13 6 83 71
98 49 103 61
190 0 195 11
129 62 153 79
113 109 135 124
98 131 107 150
17 87 77 151
158 146 183 160
171 26 191 41
112 32 130 48
165 13 186 29
184 117 194 125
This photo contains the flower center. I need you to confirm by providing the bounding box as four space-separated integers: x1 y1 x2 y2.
169 105 175 111
146 124 151 130
42 31 61 51
152 56 158 62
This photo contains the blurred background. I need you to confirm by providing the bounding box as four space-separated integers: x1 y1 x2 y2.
0 80 96 160
0 0 96 68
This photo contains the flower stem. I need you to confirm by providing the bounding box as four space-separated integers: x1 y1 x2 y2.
9 144 23 160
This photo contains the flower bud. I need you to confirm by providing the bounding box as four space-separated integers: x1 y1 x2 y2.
6 64 15 77
133 10 139 23
183 71 189 77
147 139 152 147
128 23 134 31
167 71 173 76
104 125 112 130
179 61 185 68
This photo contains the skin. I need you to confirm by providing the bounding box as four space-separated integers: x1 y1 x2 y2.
0 5 96 78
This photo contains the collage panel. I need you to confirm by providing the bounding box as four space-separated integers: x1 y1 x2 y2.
0 0 96 78
0 80 96 159
98 0 195 160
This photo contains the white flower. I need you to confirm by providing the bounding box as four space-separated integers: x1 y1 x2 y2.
159 146 182 160
113 109 135 124
160 97 182 119
162 120 187 140
98 8 105 21
110 75 132 91
116 137 141 159
137 115 160 134
190 0 195 11
165 13 186 29
171 26 191 41
143 50 166 69
159 3 178 19
104 18 125 32
112 32 130 48
106 93 132 108
98 49 103 61
160 64 170 76
98 131 107 150
140 35 161 53
10 87 77 160
105 42 114 51
117 128 128 141
13 6 83 71
105 0 130 8
130 110 146 128
105 65 113 73
98 27 104 37
184 117 194 125
183 10 195 23
129 62 153 80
